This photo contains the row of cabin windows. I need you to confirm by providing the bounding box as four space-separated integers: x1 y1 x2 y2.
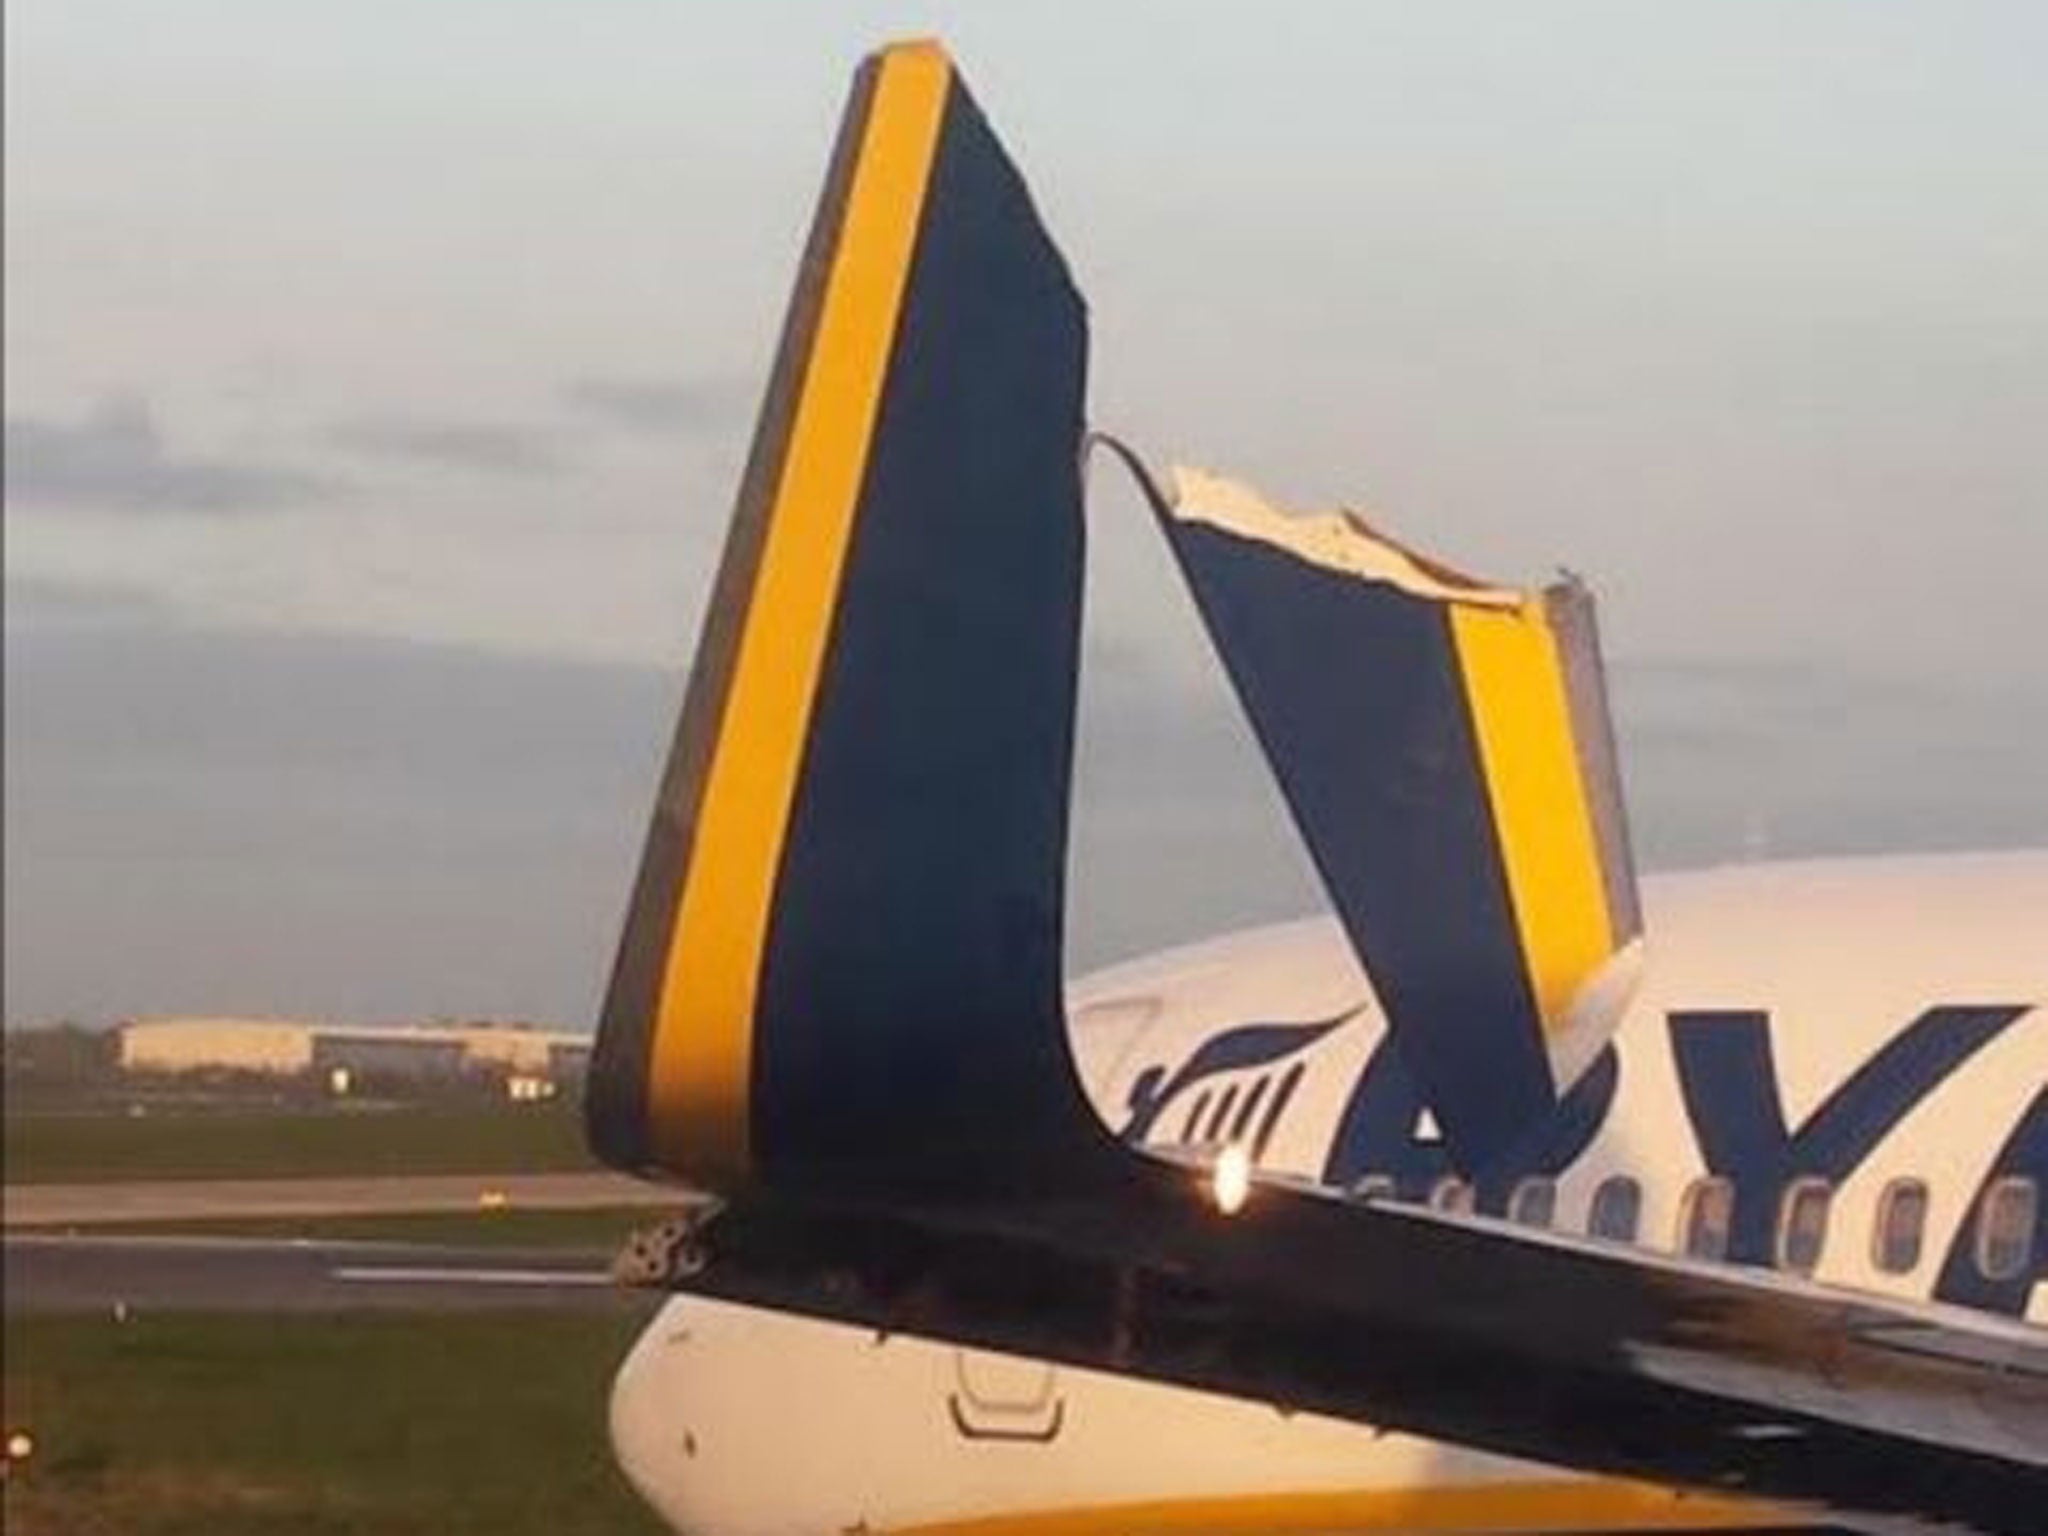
1395 1172 2039 1282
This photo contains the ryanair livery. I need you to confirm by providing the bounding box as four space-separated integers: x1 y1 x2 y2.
586 40 2046 1536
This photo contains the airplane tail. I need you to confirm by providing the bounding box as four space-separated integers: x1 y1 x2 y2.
585 42 1105 1200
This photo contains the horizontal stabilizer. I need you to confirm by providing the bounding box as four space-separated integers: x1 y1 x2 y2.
1114 455 1643 1175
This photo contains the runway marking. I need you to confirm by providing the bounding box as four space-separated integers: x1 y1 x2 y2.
330 1265 614 1287
7 1233 436 1253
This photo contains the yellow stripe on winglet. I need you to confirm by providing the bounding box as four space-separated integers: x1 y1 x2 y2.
645 43 953 1182
1450 599 1616 1037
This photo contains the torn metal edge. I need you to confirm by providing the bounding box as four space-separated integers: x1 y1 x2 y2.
1166 464 1524 610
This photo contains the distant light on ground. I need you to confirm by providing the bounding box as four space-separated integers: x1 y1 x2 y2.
6 1430 33 1461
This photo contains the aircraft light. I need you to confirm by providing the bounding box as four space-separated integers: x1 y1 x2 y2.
1213 1146 1252 1216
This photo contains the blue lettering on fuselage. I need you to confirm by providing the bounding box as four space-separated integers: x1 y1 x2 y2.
1320 1038 1618 1210
1666 1006 2027 1267
1133 1001 2042 1313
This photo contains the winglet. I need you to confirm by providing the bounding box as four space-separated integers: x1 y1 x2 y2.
586 42 1098 1198
1126 457 1643 1174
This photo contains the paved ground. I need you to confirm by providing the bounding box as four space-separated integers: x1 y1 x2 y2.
4 1232 658 1312
2 1170 685 1227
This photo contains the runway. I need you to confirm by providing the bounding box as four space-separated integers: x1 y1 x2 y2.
2 1170 689 1228
3 1232 653 1312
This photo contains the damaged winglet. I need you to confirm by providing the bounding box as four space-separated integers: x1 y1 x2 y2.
1116 448 1644 1175
1168 466 1522 609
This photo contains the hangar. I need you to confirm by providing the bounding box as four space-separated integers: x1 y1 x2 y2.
117 1016 590 1093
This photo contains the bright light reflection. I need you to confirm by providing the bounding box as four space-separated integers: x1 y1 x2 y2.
1213 1145 1252 1216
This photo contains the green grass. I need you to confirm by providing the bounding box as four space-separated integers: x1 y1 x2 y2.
2 1309 670 1536
4 1104 598 1184
27 1207 655 1252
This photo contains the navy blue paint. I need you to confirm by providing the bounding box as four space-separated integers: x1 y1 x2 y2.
750 79 1098 1195
1318 1036 1452 1196
1668 1006 2027 1265
1475 1048 1620 1212
1121 1013 1351 1143
1158 517 1554 1176
1253 1062 1310 1163
1935 1088 2048 1315
1319 1033 1618 1210
1206 1086 1241 1142
1230 1076 1273 1141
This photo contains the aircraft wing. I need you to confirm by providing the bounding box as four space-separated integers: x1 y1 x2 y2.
1098 448 1645 1177
585 39 2046 1536
657 1164 2047 1534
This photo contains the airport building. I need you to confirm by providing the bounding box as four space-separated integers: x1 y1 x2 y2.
117 1017 591 1094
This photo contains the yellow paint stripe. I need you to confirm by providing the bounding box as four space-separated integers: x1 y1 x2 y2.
886 1476 1781 1536
645 43 952 1181
1450 600 1615 1036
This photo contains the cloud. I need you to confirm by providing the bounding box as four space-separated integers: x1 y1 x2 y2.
4 397 337 513
4 618 665 1027
328 417 565 477
561 376 751 435
1 574 181 633
1607 653 2048 868
6 607 2043 1026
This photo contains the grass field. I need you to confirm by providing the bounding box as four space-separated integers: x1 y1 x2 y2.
4 1103 598 1184
2 1309 670 1536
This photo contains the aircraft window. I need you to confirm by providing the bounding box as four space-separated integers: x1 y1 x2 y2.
1679 1177 1734 1261
1429 1177 1475 1215
1872 1179 1929 1275
1508 1178 1556 1229
1180 1090 1212 1144
1775 1179 1832 1275
1587 1176 1642 1243
1230 1077 1271 1142
1976 1176 2039 1282
1206 1085 1240 1144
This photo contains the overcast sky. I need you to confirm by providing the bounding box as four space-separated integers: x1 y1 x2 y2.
6 2 2044 1027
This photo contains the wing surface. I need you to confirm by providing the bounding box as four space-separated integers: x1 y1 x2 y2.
667 1167 2046 1534
588 41 2045 1536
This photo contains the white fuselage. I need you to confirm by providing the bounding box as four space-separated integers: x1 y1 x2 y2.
610 852 2048 1536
